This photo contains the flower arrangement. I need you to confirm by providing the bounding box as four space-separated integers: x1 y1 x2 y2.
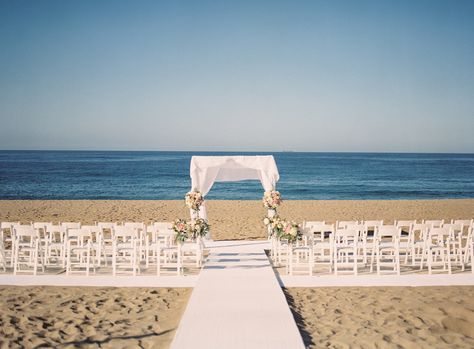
172 218 210 243
190 218 210 239
281 221 302 243
263 215 301 242
262 190 282 209
185 190 204 211
263 215 285 237
172 218 190 243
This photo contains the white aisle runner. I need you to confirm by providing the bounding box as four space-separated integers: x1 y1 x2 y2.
170 240 305 349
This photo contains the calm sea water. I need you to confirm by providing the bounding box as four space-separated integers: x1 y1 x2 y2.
0 151 473 200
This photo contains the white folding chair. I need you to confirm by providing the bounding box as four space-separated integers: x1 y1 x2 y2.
123 222 147 263
13 225 43 275
333 228 358 275
409 223 431 266
0 234 6 272
310 223 334 274
96 222 117 266
372 225 400 275
146 223 174 269
82 225 103 267
465 226 474 274
43 223 66 268
65 228 95 276
421 227 452 274
443 223 465 269
181 239 204 272
288 243 313 276
112 226 140 276
157 241 181 276
395 220 415 264
1 221 19 267
362 220 383 264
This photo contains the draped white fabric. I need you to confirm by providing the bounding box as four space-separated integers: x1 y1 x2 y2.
189 155 280 221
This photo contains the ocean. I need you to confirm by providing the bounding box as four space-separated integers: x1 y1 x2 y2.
0 151 473 200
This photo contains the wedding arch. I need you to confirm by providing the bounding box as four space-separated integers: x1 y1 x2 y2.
189 155 280 223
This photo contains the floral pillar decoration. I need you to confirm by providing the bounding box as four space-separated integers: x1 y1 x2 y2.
185 190 204 219
262 189 282 245
262 189 282 218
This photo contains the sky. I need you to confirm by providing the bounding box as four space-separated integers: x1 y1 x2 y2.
0 0 473 153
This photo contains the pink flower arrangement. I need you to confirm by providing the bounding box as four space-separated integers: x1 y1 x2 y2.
185 190 204 211
262 190 282 209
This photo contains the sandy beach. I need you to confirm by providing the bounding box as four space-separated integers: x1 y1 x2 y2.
285 286 474 349
0 286 191 349
1 199 473 240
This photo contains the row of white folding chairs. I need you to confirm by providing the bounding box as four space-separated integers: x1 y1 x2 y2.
0 221 203 276
279 219 474 276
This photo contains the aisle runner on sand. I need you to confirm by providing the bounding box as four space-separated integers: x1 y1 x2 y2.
170 240 305 349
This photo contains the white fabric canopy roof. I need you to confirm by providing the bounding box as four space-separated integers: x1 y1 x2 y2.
189 155 280 223
190 155 280 196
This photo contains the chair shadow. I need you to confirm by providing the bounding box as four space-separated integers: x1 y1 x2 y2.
55 329 174 348
281 288 315 348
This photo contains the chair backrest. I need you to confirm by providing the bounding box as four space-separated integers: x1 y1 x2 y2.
81 225 101 242
61 222 81 230
32 222 51 229
32 222 52 237
442 223 463 238
97 222 117 230
153 222 174 236
363 221 383 238
13 225 39 244
336 221 358 229
113 226 139 240
428 226 451 245
345 224 365 240
123 222 146 230
0 221 20 230
303 221 325 230
303 223 333 243
1 222 20 241
66 227 91 238
395 220 415 231
423 219 444 228
44 223 63 242
66 228 92 248
412 223 431 240
452 219 473 227
334 228 358 245
376 225 400 241
362 220 383 229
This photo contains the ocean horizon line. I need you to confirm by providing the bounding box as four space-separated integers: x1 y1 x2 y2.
1 149 473 155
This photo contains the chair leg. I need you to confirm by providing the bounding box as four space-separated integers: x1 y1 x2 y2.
112 250 116 276
428 250 432 274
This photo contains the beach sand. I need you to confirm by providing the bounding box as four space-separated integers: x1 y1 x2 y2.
0 286 191 349
0 199 473 240
285 286 474 349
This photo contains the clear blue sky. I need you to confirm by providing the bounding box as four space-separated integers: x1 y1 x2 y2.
0 0 473 152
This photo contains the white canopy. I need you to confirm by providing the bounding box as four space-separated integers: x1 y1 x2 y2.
190 155 279 196
189 155 280 222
